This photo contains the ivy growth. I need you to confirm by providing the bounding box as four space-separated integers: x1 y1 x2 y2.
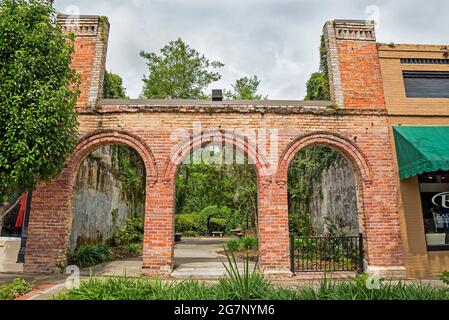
0 0 79 207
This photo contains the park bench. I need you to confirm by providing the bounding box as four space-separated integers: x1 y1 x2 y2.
211 231 224 237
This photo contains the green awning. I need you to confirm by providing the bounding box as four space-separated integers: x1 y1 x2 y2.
393 126 449 180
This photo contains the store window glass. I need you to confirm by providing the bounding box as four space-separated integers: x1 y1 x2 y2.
419 171 449 251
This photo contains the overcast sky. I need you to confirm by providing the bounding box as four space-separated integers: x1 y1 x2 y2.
54 0 449 100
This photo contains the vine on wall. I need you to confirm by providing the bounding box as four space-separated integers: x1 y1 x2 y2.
288 35 338 235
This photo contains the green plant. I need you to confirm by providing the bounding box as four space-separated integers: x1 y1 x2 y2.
71 244 113 268
125 243 140 255
218 249 270 300
0 278 32 300
225 239 241 252
175 214 199 233
441 271 449 286
209 217 227 232
54 275 449 301
0 0 79 214
182 230 199 237
240 235 258 250
114 216 145 245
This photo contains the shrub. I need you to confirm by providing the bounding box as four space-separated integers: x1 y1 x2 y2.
198 206 237 234
225 239 241 252
182 230 199 237
441 271 449 286
125 243 140 255
175 214 198 233
114 216 144 245
209 218 227 232
240 236 258 250
0 278 32 300
72 244 113 268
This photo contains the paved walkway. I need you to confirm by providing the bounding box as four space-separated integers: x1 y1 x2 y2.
83 237 254 278
172 237 255 278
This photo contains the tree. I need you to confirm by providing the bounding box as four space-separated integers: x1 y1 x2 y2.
224 76 267 100
103 71 128 99
140 38 224 99
0 0 79 218
305 36 330 101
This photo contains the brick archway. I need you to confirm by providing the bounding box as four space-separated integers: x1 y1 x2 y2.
24 131 157 273
162 130 270 184
142 130 272 275
277 131 376 269
277 132 372 184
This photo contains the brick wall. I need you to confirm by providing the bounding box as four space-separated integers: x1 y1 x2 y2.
23 17 406 278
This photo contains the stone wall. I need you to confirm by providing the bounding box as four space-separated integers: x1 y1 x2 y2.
70 146 143 253
309 155 359 236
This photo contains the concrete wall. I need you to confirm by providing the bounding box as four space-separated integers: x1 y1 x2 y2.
70 146 142 253
309 155 359 236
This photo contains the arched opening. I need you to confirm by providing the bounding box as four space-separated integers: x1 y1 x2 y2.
69 143 147 276
287 145 363 273
172 137 259 277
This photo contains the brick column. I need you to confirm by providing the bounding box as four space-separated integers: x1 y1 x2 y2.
57 15 109 111
142 180 175 276
258 177 291 275
24 168 72 273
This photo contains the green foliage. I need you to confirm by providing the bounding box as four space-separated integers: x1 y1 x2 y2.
288 147 338 235
441 271 449 286
55 273 449 300
175 214 199 233
176 162 257 233
114 216 145 245
209 217 227 232
140 38 223 99
305 72 330 101
103 71 127 99
305 35 330 101
240 235 258 250
0 278 32 300
125 243 140 255
219 249 268 300
112 146 145 211
225 236 258 252
182 230 199 237
0 0 79 201
224 76 267 100
71 244 113 268
225 239 241 252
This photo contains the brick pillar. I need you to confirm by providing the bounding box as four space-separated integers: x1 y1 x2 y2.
142 181 174 276
258 177 291 275
24 168 72 273
323 20 386 110
57 15 109 111
323 20 406 278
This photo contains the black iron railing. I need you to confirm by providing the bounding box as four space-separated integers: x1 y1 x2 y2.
290 233 364 274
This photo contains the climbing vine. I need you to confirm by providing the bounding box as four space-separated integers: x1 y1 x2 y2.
112 146 146 215
288 35 338 235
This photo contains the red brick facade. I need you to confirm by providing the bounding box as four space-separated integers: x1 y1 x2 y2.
23 17 406 278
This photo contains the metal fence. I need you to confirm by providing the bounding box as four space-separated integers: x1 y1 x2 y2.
290 234 364 274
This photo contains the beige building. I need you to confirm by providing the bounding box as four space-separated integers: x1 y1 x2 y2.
379 43 449 278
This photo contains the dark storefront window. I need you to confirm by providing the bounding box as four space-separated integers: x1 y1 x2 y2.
419 171 449 251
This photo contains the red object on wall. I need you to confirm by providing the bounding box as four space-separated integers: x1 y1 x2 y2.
15 194 27 229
